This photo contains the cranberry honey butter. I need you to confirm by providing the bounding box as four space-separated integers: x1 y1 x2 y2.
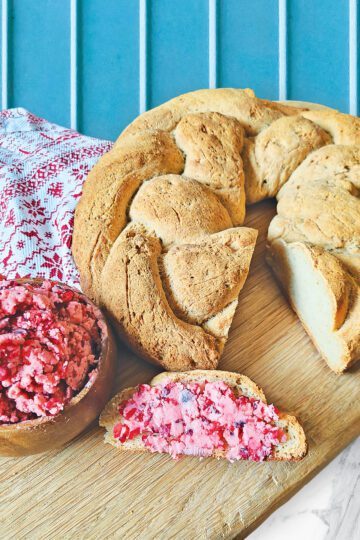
100 371 307 462
113 380 287 461
0 279 116 456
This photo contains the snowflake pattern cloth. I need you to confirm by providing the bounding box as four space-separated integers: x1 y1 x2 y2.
0 108 112 287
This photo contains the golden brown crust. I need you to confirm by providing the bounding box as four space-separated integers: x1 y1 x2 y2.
301 109 360 145
72 130 185 299
269 145 360 255
243 115 331 203
99 370 307 462
174 112 246 224
129 174 233 247
0 280 117 457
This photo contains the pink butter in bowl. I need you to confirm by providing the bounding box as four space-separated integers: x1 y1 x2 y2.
0 278 116 456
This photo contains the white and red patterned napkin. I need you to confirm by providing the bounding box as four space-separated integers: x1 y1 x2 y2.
0 108 112 287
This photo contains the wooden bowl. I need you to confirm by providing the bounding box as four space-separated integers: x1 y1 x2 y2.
0 279 117 457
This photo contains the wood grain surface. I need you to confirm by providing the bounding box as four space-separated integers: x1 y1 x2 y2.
1 199 359 540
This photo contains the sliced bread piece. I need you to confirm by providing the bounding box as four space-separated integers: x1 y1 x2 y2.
267 239 360 373
100 370 307 462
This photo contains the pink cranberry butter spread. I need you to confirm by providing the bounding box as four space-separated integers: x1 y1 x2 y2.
0 280 105 424
114 380 287 462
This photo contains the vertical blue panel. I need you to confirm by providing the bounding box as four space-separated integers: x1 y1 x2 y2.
9 0 70 126
288 0 349 111
148 0 209 108
218 0 279 100
78 0 139 140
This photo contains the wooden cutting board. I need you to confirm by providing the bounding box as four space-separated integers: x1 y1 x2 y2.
1 199 359 540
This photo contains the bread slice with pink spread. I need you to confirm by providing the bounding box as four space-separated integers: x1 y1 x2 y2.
100 370 307 462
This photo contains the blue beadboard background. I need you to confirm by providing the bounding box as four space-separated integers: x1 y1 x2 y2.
1 0 358 141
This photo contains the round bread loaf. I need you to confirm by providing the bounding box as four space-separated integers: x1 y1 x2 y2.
73 89 360 373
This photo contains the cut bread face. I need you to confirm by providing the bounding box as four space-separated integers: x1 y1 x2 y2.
267 240 360 373
100 370 307 463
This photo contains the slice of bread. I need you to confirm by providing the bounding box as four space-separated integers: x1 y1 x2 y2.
267 239 360 373
99 370 307 462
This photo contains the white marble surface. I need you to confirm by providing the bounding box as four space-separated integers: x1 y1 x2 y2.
249 437 360 540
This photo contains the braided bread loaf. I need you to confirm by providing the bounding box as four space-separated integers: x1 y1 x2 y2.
73 89 360 373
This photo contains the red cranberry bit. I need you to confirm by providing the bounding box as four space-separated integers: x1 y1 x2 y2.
59 290 74 303
0 366 9 381
113 423 129 443
128 427 141 440
123 407 137 420
113 380 286 462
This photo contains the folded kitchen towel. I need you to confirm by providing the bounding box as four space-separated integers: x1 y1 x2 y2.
0 108 112 287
